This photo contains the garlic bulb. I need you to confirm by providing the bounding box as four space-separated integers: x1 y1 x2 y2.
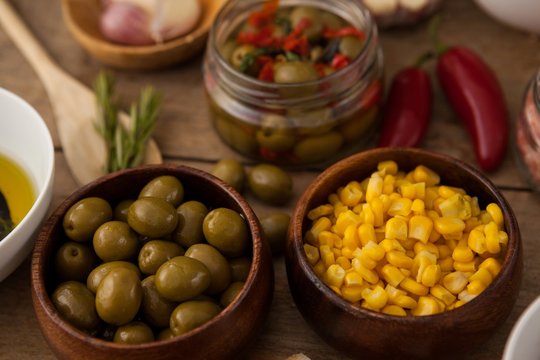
100 0 202 46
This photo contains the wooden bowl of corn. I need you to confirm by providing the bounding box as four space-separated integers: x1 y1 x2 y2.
285 148 522 359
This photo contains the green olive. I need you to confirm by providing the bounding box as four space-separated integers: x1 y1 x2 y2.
214 115 258 156
289 6 323 40
139 176 184 207
211 159 246 192
138 240 185 275
247 164 293 205
289 107 334 136
260 212 291 255
93 221 139 262
154 256 211 302
220 40 237 63
113 322 155 344
169 300 221 336
220 281 245 308
229 257 251 282
157 328 176 341
203 208 250 257
128 197 179 238
52 281 100 331
87 261 141 294
63 197 112 242
174 200 209 248
320 11 344 30
54 242 97 282
141 275 178 328
95 268 142 326
339 36 364 60
255 115 296 152
293 131 344 163
338 106 378 143
185 244 232 295
114 199 134 222
273 61 319 84
231 44 256 70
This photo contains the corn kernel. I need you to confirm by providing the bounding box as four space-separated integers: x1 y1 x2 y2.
479 257 502 278
393 295 418 309
366 174 383 202
353 248 377 270
467 228 487 255
438 257 454 272
370 197 385 227
425 187 439 210
305 217 332 245
484 221 501 254
412 165 440 186
479 211 493 224
358 223 377 246
442 271 468 294
324 264 346 288
308 204 334 220
453 260 476 273
364 241 386 261
438 185 465 199
414 242 439 257
438 194 472 220
335 210 361 236
341 285 364 303
352 258 380 284
343 224 360 251
336 256 352 270
400 277 429 296
329 285 341 295
458 289 478 303
408 215 433 244
430 285 456 306
382 175 395 195
452 239 474 262
304 244 320 266
486 203 504 227
344 271 364 287
339 181 364 207
411 199 425 214
381 264 406 287
385 217 408 241
400 183 417 200
312 260 326 277
318 231 339 247
469 268 493 286
434 217 466 235
421 264 442 287
386 250 414 269
378 160 398 175
320 245 335 268
382 305 407 316
361 285 388 309
361 203 375 225
388 198 412 217
437 244 452 259
379 238 405 253
411 296 441 316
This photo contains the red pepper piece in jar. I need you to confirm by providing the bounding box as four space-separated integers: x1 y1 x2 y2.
436 46 509 171
378 67 433 148
331 54 351 70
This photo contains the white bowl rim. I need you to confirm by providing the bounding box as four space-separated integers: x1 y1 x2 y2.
503 296 540 360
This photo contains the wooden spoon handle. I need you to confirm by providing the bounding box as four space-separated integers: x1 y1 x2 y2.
0 0 66 90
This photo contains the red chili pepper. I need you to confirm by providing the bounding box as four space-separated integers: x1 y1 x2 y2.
378 67 433 148
282 35 309 56
436 46 509 171
248 0 278 28
236 27 281 48
322 26 365 40
331 54 351 70
258 61 274 81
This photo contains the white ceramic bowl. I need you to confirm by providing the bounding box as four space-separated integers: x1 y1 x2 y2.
0 88 54 282
474 0 540 35
503 296 540 360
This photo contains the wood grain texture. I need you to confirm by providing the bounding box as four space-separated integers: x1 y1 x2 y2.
0 0 539 359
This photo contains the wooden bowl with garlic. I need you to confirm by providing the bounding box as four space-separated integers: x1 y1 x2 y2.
62 0 226 70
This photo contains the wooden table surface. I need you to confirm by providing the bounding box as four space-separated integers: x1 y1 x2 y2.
1 0 539 359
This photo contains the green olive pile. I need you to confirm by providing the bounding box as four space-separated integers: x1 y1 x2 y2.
51 175 252 344
211 160 291 255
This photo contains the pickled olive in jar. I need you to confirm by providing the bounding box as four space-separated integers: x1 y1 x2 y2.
174 200 209 248
93 221 139 262
203 208 250 257
185 244 232 295
154 256 211 302
293 131 344 163
139 175 184 207
247 164 293 205
54 242 97 282
229 257 251 282
87 261 141 294
289 6 323 40
320 11 344 29
52 281 100 330
128 197 178 238
214 116 258 155
273 62 319 84
220 40 236 63
211 159 246 192
220 281 245 308
255 115 296 152
138 240 185 275
339 36 364 59
338 107 378 144
113 322 155 344
114 199 134 222
63 197 112 242
230 44 256 70
169 300 221 336
141 275 177 329
95 268 142 326
260 212 291 255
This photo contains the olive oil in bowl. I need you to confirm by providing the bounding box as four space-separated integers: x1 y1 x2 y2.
0 153 35 240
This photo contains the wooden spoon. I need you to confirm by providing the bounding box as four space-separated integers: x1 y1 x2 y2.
0 0 162 185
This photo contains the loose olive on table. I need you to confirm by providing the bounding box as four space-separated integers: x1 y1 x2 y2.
50 175 253 344
204 0 384 165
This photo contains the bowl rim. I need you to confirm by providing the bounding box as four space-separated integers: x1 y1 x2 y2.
0 87 55 252
502 296 540 360
289 147 522 323
31 163 269 349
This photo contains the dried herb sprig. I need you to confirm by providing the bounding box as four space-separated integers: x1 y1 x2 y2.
94 72 160 173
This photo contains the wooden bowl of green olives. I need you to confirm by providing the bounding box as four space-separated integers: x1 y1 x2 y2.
31 164 274 360
286 148 523 359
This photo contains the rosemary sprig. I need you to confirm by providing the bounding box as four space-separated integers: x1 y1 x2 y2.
94 72 161 173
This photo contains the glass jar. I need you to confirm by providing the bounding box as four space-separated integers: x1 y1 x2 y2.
203 0 384 166
515 69 540 192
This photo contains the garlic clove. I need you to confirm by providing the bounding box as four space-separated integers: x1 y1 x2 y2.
399 0 430 12
363 0 399 15
100 2 155 45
